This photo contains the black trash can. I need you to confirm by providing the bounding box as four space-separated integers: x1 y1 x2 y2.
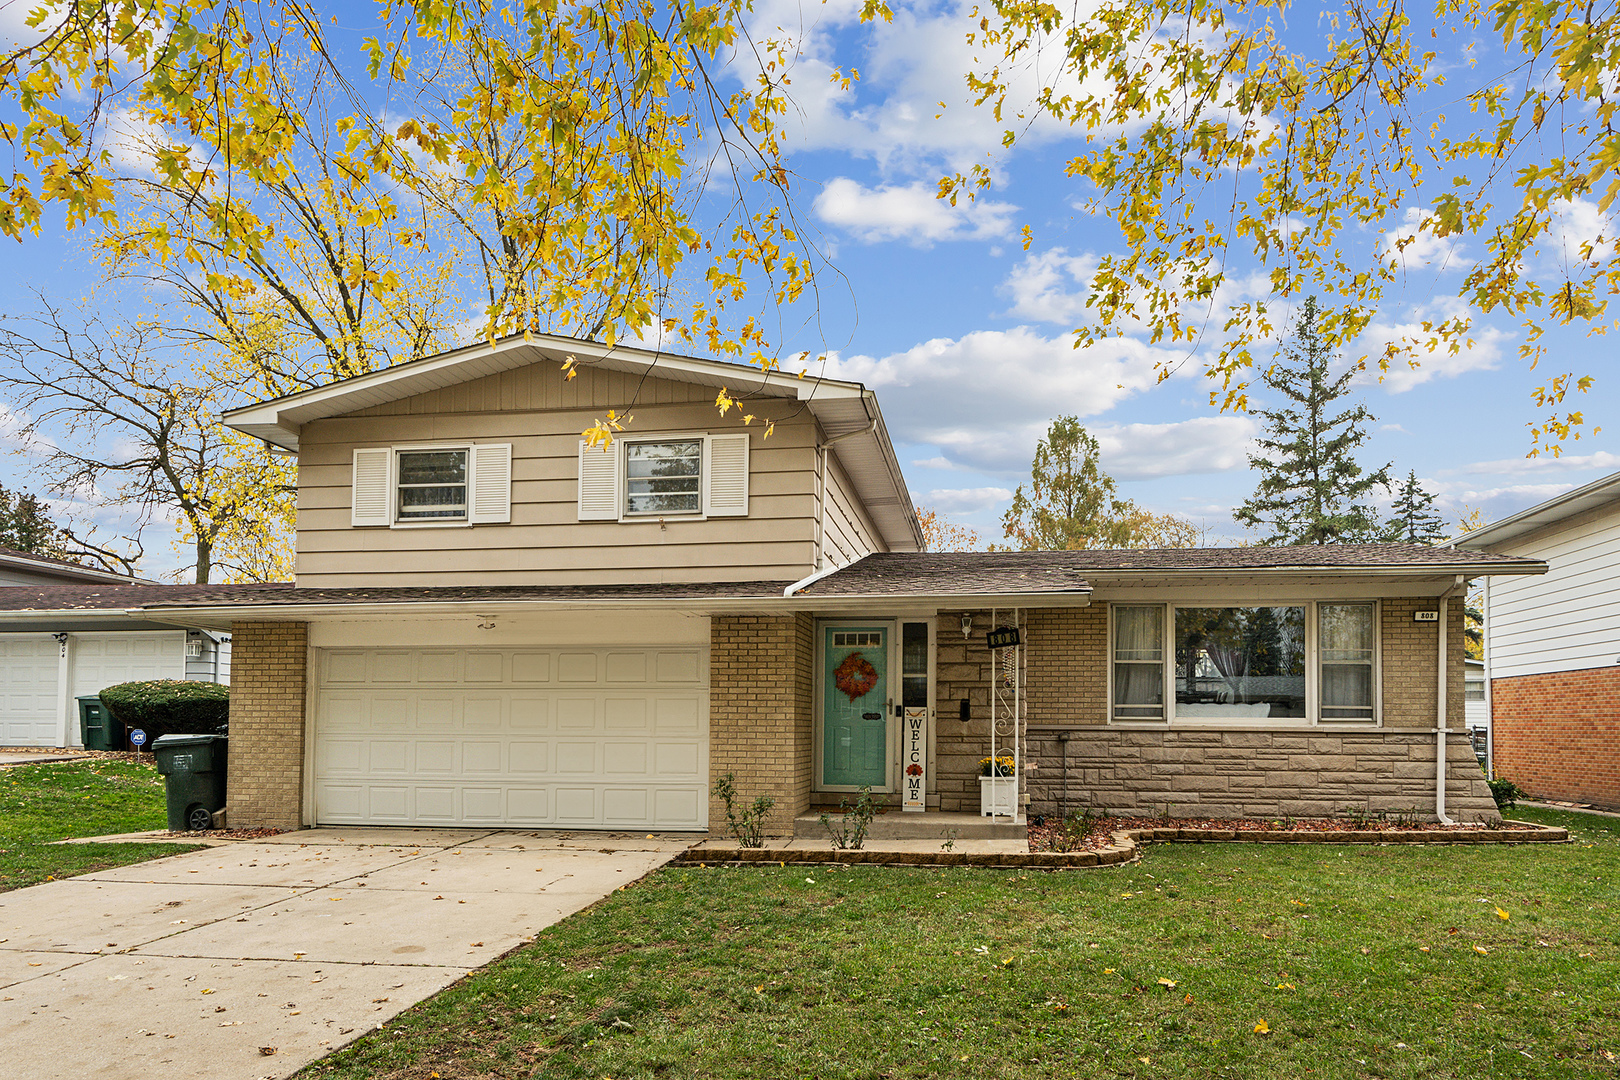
152 734 228 831
77 695 125 751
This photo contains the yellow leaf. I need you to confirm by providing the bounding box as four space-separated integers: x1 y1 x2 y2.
1495 907 1510 921
1254 1019 1270 1034
1474 945 1488 955
1275 982 1295 990
1104 968 1115 974
1157 977 1177 988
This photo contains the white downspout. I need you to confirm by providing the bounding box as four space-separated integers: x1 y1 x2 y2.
1482 577 1494 777
1436 575 1464 823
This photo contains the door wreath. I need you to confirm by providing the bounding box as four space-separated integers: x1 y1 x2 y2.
833 652 880 702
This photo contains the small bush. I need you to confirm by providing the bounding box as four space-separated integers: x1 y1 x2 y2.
1488 775 1527 811
711 773 774 848
820 786 878 850
98 680 229 739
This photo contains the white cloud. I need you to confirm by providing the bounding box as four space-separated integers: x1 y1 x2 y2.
813 178 1016 246
1381 206 1465 271
1351 298 1507 393
1548 197 1615 266
1441 449 1620 478
819 326 1202 472
1089 416 1258 480
1000 248 1098 324
924 486 1013 513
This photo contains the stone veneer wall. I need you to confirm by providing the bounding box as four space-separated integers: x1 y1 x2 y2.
227 621 308 830
931 599 1485 821
709 613 814 836
1024 728 1498 822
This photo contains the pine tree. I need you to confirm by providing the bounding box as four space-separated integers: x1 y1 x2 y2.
1234 297 1392 545
1382 471 1448 544
0 485 69 556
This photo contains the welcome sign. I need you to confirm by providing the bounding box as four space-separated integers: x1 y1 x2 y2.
902 707 928 811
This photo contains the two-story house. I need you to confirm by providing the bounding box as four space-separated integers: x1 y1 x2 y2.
0 334 1543 830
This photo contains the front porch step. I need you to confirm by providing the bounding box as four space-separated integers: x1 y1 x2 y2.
793 809 1026 841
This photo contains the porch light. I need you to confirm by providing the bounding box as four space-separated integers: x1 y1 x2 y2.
960 613 973 639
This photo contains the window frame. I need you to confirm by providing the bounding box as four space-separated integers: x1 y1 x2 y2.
392 443 472 528
1106 600 1382 728
621 436 705 519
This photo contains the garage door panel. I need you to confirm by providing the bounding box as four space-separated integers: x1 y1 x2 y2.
314 646 707 830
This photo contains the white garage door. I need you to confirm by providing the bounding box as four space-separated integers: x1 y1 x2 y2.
0 635 60 746
313 646 709 830
72 632 185 700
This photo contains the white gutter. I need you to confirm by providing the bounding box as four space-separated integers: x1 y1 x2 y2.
783 562 845 597
1436 575 1464 823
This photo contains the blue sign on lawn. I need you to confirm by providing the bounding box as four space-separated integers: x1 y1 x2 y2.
129 728 147 748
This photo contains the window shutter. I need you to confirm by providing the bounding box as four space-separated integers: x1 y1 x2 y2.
351 448 392 526
468 443 513 524
704 433 750 516
578 439 620 520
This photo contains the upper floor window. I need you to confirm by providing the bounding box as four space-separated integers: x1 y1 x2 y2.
396 449 468 520
625 440 702 515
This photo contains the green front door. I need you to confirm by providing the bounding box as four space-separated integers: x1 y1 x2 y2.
822 625 890 789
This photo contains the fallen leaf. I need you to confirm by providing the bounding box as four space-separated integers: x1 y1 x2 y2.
1157 977 1177 988
1104 968 1116 974
1139 1057 1151 1064
1254 1019 1270 1034
1474 945 1489 955
1495 907 1511 921
1419 946 1431 953
258 1047 276 1056
200 988 215 995
1276 983 1296 990
1184 993 1194 1004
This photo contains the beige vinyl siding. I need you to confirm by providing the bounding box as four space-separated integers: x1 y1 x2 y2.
822 450 885 566
1485 503 1620 680
295 360 819 587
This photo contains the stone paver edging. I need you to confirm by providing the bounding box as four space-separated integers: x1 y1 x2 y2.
679 820 1569 869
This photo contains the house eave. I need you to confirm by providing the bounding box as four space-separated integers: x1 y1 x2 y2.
1452 470 1620 550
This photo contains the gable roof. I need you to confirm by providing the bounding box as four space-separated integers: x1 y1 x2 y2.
1452 470 1620 550
222 332 922 552
0 546 153 585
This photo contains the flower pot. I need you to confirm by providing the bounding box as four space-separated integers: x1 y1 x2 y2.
980 775 1018 817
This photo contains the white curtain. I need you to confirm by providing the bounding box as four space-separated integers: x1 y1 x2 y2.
1320 604 1374 715
1114 606 1163 662
1114 606 1163 713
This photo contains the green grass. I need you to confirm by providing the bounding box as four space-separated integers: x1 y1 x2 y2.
0 759 202 891
302 804 1620 1080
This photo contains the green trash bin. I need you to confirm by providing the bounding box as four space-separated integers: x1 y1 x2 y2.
77 696 125 751
152 734 228 831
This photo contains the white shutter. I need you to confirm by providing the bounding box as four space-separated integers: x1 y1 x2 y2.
468 443 513 524
704 433 750 517
578 439 620 520
351 448 392 526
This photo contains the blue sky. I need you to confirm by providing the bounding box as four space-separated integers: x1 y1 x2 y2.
0 0 1616 577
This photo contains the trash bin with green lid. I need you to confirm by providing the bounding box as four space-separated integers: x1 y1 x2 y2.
77 695 125 751
151 733 228 831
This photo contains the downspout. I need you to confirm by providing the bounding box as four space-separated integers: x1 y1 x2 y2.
1482 576 1494 777
1436 575 1464 823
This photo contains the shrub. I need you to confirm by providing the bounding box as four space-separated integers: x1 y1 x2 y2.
820 786 878 850
98 680 229 739
711 773 774 848
1488 775 1527 811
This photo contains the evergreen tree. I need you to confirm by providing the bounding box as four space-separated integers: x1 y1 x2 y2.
1382 471 1448 544
0 484 68 556
1234 298 1392 544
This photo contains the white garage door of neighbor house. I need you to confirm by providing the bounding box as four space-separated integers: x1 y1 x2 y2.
313 646 709 830
0 632 186 747
0 635 61 745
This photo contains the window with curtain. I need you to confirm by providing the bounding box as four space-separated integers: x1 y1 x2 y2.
1112 605 1165 720
1174 606 1306 718
1319 603 1375 720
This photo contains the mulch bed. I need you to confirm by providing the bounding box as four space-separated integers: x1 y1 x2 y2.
1029 813 1548 852
156 827 285 841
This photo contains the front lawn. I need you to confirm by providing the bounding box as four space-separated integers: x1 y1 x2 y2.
0 760 202 892
304 804 1618 1079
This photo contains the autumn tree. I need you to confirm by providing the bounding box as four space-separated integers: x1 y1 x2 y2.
1000 416 1202 550
1382 471 1448 545
1235 298 1392 545
955 0 1620 452
0 304 292 583
915 505 982 552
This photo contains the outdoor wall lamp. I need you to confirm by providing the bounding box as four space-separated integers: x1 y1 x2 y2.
960 613 973 639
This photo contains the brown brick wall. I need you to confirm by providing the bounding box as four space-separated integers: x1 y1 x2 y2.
1382 597 1466 729
709 613 813 836
227 622 308 830
1492 666 1620 810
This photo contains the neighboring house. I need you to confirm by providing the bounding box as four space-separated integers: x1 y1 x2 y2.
1464 657 1488 768
1456 473 1620 810
0 547 231 747
0 335 1544 829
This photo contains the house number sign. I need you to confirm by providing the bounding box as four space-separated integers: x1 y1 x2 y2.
985 626 1022 649
902 707 927 812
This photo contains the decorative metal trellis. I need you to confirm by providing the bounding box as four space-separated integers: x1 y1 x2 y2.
987 607 1024 821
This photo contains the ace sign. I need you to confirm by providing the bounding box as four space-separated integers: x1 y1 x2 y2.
902 707 928 811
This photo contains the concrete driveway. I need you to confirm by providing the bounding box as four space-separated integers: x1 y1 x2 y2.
0 828 688 1079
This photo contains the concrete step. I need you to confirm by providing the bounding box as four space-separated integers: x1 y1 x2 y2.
794 809 1025 840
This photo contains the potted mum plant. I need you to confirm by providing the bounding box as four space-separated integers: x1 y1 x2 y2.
979 754 1017 817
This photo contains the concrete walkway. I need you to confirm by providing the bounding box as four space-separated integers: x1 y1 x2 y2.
0 827 689 1080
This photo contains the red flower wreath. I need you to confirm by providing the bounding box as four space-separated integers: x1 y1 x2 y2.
833 652 880 702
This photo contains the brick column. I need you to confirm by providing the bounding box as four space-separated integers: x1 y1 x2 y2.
227 621 308 830
708 613 813 837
